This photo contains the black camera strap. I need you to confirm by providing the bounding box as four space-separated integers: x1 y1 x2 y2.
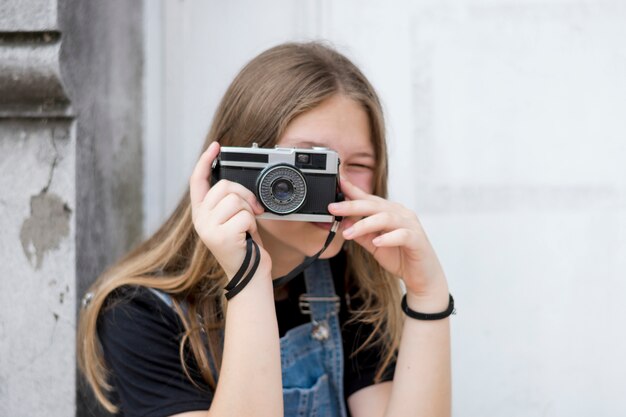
224 233 261 300
271 217 342 288
223 217 342 299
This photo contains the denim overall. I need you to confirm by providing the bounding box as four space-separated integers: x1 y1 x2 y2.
280 258 348 417
148 258 348 417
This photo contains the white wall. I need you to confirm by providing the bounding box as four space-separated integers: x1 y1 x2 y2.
144 1 626 416
144 0 324 231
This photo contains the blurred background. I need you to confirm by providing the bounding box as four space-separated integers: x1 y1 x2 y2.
144 1 626 415
1 0 625 416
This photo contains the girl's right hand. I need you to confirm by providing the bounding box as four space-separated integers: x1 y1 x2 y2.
189 141 271 280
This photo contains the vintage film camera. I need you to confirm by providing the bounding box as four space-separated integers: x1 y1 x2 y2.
211 143 342 222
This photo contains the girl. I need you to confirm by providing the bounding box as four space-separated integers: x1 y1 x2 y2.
78 41 452 417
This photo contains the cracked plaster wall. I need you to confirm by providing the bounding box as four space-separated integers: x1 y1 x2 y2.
0 1 143 416
0 120 75 417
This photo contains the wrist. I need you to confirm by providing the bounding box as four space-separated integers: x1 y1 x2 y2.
405 285 450 314
226 263 274 303
402 291 455 321
223 235 269 300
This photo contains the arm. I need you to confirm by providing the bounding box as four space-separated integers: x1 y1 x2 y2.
330 178 452 417
97 143 282 417
348 292 451 417
152 267 282 417
384 291 451 417
348 381 392 417
206 264 283 417
186 142 283 417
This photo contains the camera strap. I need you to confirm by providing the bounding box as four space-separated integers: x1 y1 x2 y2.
223 217 342 299
223 233 261 300
271 217 342 288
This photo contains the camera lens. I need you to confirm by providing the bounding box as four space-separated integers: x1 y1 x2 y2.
257 164 307 215
271 179 294 202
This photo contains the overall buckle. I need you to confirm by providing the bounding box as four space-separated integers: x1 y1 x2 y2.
298 294 341 315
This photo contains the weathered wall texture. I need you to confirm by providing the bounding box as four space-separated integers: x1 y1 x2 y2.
0 1 143 416
0 118 76 416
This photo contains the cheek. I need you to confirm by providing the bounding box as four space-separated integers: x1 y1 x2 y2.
342 170 375 194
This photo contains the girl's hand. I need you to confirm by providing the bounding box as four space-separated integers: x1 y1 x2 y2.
328 178 449 303
189 142 271 279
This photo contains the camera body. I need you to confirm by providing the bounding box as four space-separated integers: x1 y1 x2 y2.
211 143 342 222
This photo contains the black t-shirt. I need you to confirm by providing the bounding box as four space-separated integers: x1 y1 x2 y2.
97 250 395 417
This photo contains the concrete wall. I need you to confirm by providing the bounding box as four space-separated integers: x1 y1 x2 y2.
145 1 626 416
0 1 143 416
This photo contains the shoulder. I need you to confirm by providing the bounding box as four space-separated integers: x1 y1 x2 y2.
96 286 215 415
97 285 184 350
99 285 179 322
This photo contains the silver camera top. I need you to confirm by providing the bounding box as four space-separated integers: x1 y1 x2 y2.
218 144 340 174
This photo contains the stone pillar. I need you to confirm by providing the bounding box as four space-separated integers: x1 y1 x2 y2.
0 1 143 416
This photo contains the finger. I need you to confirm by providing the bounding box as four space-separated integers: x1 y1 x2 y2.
203 179 264 215
343 211 408 240
339 217 357 232
190 142 220 209
351 231 380 255
329 198 387 218
210 193 258 225
372 228 420 249
221 209 258 238
340 177 379 201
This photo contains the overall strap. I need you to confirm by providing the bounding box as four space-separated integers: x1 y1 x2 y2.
300 259 341 322
301 259 348 417
146 287 220 379
147 287 175 308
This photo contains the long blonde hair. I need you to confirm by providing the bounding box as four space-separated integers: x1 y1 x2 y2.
77 41 403 413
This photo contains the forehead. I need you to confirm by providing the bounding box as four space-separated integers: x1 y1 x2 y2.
278 95 375 157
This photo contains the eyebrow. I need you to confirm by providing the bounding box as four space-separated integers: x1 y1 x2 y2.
287 139 328 148
287 140 376 159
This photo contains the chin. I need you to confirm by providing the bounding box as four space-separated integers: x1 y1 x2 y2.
308 221 346 258
258 218 346 260
317 239 345 259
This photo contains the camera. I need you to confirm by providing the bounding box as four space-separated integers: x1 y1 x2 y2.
211 143 342 222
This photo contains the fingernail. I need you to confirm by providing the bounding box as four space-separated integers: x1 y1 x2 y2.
343 227 354 237
328 202 339 210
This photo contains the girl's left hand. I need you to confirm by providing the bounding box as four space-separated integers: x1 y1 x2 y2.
328 178 449 302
